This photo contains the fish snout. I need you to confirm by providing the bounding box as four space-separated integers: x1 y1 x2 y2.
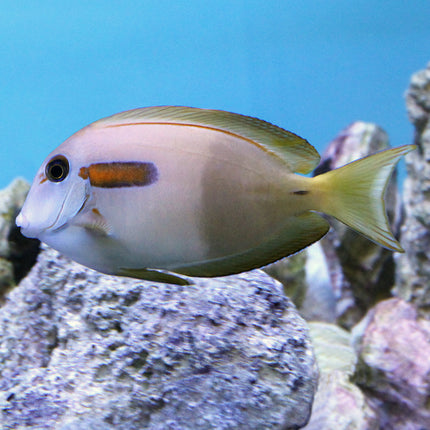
16 211 28 229
15 211 37 238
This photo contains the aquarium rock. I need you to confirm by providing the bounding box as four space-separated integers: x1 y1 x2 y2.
0 178 39 296
303 322 379 430
352 298 430 429
0 245 317 430
395 62 430 314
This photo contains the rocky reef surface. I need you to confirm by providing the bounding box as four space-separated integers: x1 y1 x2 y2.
1 62 430 429
0 241 317 430
395 62 430 312
0 178 39 299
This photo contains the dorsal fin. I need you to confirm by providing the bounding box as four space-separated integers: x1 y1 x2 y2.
93 106 320 174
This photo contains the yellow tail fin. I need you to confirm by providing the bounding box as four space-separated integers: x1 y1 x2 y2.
312 145 416 252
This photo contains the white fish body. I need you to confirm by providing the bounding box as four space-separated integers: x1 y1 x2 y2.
16 107 415 284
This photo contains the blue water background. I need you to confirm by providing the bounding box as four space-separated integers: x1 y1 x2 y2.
1 1 429 188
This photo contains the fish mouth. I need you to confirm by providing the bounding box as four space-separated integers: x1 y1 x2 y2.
15 211 27 229
16 210 45 239
16 206 68 238
15 211 33 237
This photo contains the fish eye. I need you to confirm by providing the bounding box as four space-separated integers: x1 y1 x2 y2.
45 156 69 182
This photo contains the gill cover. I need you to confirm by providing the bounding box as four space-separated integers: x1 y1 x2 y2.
17 155 88 239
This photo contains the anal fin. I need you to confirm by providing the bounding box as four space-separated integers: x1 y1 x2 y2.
118 267 191 285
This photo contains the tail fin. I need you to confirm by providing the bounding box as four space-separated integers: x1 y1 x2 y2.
312 145 416 252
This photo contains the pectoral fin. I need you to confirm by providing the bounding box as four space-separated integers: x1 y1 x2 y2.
73 208 113 236
118 267 192 285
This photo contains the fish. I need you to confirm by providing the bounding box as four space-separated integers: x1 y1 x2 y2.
16 106 415 285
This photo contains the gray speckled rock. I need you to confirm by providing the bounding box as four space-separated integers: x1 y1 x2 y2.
0 245 318 430
303 322 378 430
352 298 430 429
305 372 379 430
315 121 400 329
0 178 39 295
395 62 430 314
264 251 308 308
0 179 28 255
